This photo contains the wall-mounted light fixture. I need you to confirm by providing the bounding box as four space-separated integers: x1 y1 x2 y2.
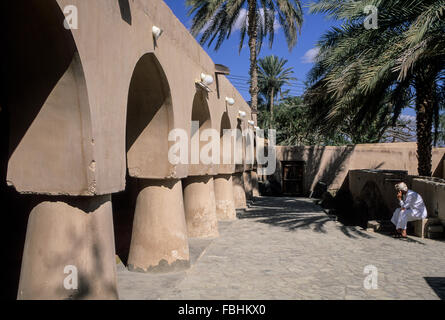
201 73 214 86
247 120 255 126
152 26 163 40
225 97 235 106
254 126 260 130
238 110 247 118
196 73 214 92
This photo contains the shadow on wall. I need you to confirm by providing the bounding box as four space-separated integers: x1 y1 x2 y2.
118 0 132 25
112 173 138 266
4 0 77 158
0 0 81 299
354 180 391 227
126 53 174 178
433 153 445 178
264 145 356 196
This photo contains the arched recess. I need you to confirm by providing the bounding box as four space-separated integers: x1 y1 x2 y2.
245 126 254 171
125 53 174 179
219 112 234 173
188 90 213 176
4 0 95 195
1 0 94 298
113 53 174 265
235 119 245 172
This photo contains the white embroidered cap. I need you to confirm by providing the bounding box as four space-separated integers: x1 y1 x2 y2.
395 182 408 192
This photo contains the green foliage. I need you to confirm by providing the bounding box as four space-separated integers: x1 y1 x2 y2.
186 0 304 52
257 96 397 146
258 55 296 108
186 0 304 112
306 0 445 131
305 0 445 175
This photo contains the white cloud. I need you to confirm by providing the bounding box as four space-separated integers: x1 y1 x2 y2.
399 114 416 122
301 48 320 64
199 8 280 34
234 8 280 32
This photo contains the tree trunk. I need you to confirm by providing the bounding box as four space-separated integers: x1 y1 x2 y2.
270 87 274 127
247 0 258 113
415 68 436 177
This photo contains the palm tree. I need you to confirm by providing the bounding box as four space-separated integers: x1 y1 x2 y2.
258 55 296 122
186 0 303 112
305 0 445 176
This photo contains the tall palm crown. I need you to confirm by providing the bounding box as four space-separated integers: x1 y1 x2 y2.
186 0 303 113
305 0 445 176
258 55 296 120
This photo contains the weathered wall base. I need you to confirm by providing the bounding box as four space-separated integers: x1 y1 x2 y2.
232 173 247 209
411 178 445 227
243 171 253 201
17 195 118 300
214 174 237 221
251 170 260 197
182 176 219 238
348 170 445 234
271 143 445 195
127 179 190 273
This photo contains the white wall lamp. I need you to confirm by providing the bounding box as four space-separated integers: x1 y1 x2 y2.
196 73 214 92
225 97 235 106
248 120 255 126
254 126 260 130
152 26 163 40
201 73 214 86
238 110 247 119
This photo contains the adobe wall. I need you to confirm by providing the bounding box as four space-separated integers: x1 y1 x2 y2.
347 170 445 228
411 178 445 226
5 0 253 196
271 143 445 195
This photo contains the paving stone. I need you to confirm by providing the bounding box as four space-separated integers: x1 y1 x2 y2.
117 196 445 300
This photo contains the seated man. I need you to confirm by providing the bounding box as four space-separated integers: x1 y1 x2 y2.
391 182 427 238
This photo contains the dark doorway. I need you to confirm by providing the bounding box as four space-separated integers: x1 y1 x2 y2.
282 161 305 196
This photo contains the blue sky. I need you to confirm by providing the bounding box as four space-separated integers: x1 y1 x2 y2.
164 0 416 118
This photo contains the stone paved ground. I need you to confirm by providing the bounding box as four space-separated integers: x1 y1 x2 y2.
117 197 445 300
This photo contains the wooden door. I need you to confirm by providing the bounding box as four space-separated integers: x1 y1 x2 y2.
282 161 305 196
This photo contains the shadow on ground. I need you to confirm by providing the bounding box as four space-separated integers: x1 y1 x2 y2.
240 197 374 239
424 277 445 300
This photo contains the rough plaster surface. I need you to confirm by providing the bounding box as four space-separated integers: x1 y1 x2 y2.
232 173 247 209
18 195 118 300
127 179 190 272
274 143 445 195
214 174 236 221
182 176 219 238
6 0 253 195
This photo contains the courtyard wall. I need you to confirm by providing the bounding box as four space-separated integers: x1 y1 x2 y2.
268 143 445 195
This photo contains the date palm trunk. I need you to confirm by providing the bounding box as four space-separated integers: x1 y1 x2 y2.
247 0 258 113
270 87 275 127
415 68 436 177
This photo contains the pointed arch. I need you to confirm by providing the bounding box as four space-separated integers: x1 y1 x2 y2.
188 90 213 176
125 53 175 179
4 0 95 195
